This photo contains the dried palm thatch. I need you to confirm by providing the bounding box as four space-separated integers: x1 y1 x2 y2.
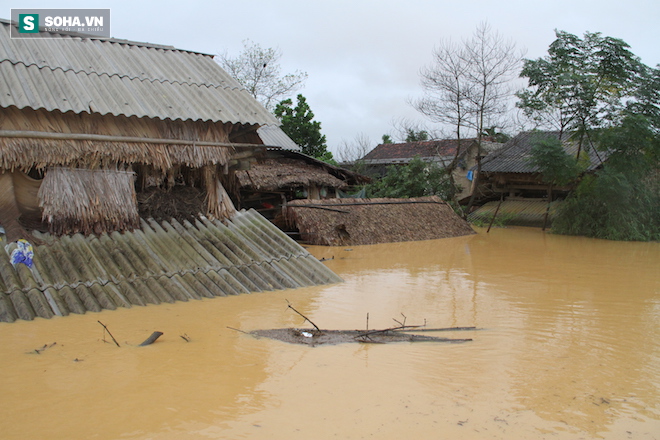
0 108 236 171
203 165 236 219
284 196 475 246
0 172 28 242
236 158 347 191
39 167 139 235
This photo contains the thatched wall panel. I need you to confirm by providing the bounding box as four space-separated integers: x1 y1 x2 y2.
39 167 139 235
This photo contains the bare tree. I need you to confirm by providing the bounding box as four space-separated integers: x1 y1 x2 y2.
462 23 522 213
412 38 474 197
217 39 308 111
337 133 374 173
413 22 523 212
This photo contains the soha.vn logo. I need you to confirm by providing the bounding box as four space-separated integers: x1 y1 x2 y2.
18 14 39 33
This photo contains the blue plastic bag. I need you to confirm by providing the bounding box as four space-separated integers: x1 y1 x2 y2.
10 239 34 268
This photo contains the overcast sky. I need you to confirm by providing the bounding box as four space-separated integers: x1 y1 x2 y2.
9 0 660 154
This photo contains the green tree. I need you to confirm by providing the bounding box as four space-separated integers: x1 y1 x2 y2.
367 157 459 200
521 32 660 241
528 135 583 187
381 134 393 144
274 94 333 161
517 30 643 149
405 129 429 142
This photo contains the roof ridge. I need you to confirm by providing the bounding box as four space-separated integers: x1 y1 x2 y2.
0 18 212 56
0 58 243 90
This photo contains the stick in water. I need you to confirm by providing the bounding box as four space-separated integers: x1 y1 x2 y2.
286 300 321 333
97 321 120 347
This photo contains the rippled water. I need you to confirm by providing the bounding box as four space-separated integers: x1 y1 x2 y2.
0 227 658 439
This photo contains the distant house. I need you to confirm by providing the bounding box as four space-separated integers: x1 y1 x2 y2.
469 131 605 227
360 139 502 199
235 149 370 224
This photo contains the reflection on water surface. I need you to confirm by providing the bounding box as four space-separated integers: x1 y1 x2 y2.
0 227 658 439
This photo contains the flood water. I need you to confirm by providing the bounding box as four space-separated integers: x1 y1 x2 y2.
0 227 659 439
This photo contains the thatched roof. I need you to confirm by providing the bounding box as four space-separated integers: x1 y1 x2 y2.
284 197 475 246
39 167 139 235
0 108 235 171
237 158 348 191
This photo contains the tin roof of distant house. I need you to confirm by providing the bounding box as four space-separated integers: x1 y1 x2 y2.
479 131 606 174
0 18 277 126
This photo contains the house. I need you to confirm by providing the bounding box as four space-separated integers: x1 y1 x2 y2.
360 139 502 199
468 131 605 227
237 125 370 224
234 149 370 225
0 19 341 322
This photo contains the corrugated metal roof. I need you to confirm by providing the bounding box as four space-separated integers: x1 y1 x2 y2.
257 125 300 151
0 209 342 323
479 131 605 174
0 19 278 125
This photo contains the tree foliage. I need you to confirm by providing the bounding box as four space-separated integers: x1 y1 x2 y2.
367 157 459 200
517 30 643 142
217 39 307 111
405 129 429 142
274 94 333 161
519 32 660 241
528 135 583 187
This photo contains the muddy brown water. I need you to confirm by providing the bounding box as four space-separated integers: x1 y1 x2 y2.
0 227 658 439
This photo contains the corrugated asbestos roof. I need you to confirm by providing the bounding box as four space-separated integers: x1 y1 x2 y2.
479 131 605 174
0 19 278 126
257 125 300 151
0 209 342 323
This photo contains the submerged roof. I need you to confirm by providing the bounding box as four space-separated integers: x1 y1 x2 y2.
0 209 341 323
284 197 475 246
479 131 605 174
0 19 278 126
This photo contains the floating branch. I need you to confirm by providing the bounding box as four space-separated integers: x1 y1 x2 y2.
180 334 191 342
98 320 120 347
393 326 477 333
139 331 163 346
286 300 322 334
30 342 57 354
227 326 252 336
392 313 407 327
354 324 424 340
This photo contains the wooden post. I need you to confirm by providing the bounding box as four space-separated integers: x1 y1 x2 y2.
487 194 504 233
